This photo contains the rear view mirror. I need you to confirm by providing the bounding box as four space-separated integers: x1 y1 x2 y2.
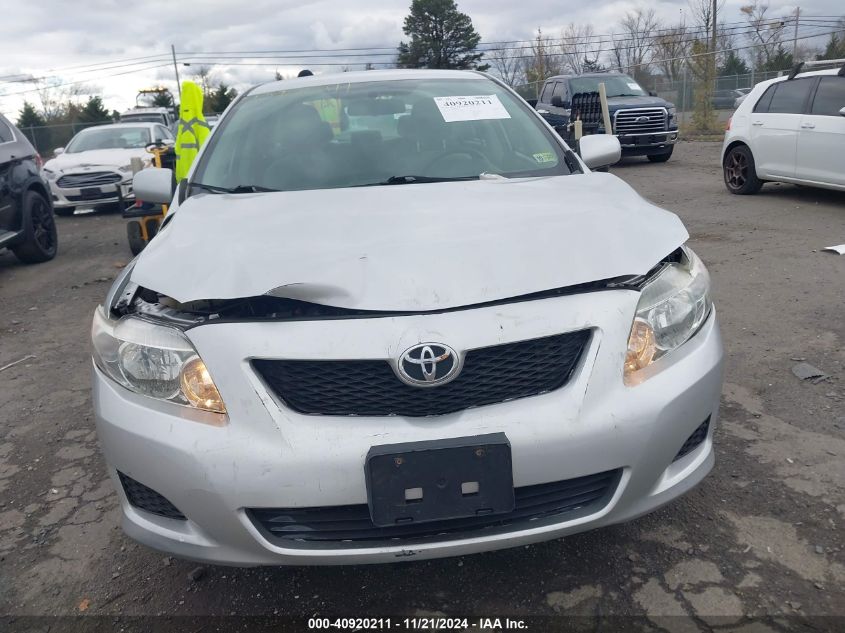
579 135 621 170
133 167 174 204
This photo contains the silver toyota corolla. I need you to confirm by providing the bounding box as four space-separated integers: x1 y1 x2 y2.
92 69 723 566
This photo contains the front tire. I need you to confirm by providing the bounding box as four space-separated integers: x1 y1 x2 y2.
12 190 58 264
723 145 763 194
127 221 146 255
647 147 674 163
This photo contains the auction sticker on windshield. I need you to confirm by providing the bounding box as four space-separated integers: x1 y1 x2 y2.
434 95 511 122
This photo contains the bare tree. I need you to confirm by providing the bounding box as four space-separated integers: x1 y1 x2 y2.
740 1 787 70
487 43 524 86
558 23 602 75
652 24 690 81
523 29 562 94
611 8 660 79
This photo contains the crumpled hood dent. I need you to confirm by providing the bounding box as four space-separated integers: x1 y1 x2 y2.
131 174 688 311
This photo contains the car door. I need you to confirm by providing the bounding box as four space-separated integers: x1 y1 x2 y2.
796 75 845 186
0 119 15 233
750 78 815 178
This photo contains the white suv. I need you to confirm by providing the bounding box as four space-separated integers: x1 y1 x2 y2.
722 63 845 194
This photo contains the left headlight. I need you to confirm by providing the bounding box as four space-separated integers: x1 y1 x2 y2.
667 106 677 123
91 307 227 415
43 168 58 180
624 246 712 385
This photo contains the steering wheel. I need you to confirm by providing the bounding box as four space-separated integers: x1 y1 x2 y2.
421 148 495 173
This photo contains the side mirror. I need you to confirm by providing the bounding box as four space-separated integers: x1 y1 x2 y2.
551 96 570 109
525 98 538 108
840 107 845 117
649 91 658 97
54 147 65 156
133 167 174 204
579 135 622 170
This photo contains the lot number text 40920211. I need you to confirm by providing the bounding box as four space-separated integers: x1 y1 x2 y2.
307 617 529 630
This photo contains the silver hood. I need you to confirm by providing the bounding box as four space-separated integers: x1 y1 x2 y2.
131 173 688 311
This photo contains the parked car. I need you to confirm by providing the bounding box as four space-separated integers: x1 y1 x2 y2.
722 64 845 194
120 107 176 130
535 72 678 162
0 113 57 263
42 122 174 216
92 69 723 566
712 89 748 109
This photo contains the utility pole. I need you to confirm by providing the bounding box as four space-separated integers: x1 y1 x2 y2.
792 7 800 61
711 0 718 114
171 44 182 103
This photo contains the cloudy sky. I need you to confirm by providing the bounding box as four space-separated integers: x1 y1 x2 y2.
1 0 842 118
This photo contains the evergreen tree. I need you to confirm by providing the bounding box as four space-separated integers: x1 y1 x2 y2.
719 51 751 77
17 101 45 128
397 0 487 70
205 83 238 114
78 96 110 124
151 91 175 108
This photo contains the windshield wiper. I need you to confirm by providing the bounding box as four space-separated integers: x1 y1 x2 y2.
190 182 278 194
355 175 481 187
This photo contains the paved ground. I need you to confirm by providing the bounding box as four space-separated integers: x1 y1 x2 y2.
1 142 843 628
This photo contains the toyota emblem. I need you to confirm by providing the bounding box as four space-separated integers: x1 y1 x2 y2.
396 343 461 387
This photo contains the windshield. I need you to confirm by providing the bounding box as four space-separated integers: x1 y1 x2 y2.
193 77 572 193
65 127 151 153
569 75 647 98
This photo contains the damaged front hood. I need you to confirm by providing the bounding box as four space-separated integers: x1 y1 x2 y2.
131 174 688 311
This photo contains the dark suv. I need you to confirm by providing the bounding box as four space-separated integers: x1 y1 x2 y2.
535 72 679 162
0 113 57 263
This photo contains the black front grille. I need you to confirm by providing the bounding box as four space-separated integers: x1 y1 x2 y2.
249 469 621 546
673 417 711 461
118 472 186 520
56 171 122 188
253 330 591 417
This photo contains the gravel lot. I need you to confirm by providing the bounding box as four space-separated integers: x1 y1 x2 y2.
1 141 843 626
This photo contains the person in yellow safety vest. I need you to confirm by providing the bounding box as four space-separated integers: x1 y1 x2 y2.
297 69 344 136
174 81 210 182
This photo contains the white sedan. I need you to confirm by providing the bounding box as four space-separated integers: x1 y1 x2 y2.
43 122 174 215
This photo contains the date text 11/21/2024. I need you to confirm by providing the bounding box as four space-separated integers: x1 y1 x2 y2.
307 617 528 630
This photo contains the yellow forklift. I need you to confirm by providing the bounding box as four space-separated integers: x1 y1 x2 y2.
123 141 175 255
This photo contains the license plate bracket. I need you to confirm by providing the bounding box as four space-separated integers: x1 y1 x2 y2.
79 187 103 200
365 433 514 528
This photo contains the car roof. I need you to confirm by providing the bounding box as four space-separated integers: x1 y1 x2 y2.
76 122 161 131
251 69 489 96
756 67 840 90
544 72 626 81
121 108 170 115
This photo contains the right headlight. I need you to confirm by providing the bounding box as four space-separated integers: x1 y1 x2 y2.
91 307 227 416
624 246 712 385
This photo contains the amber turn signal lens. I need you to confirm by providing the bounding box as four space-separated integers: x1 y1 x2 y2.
180 357 226 413
624 320 656 383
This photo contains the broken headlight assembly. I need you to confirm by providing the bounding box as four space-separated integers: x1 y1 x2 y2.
91 307 227 415
624 246 712 385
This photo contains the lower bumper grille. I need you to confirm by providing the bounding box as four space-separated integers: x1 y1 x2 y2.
118 472 186 520
673 417 710 461
253 330 591 417
248 469 621 546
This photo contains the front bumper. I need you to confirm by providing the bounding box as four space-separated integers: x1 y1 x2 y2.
49 178 134 209
93 291 723 566
617 130 679 153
